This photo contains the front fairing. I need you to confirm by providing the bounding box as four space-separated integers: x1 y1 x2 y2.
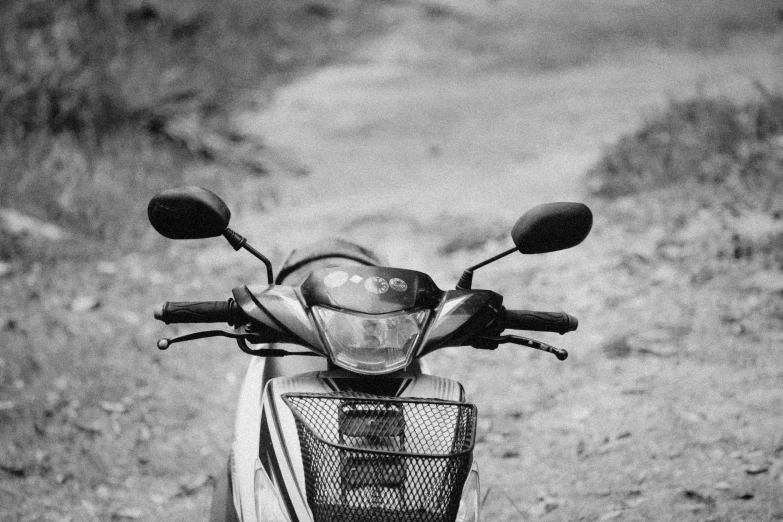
232 266 504 371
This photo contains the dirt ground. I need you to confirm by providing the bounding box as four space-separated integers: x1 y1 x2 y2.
2 3 783 521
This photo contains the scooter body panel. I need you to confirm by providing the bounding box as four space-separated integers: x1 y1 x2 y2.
230 356 466 522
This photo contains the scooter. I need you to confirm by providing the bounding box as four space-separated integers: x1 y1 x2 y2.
147 186 592 522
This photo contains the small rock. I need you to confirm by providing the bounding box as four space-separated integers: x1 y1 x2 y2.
73 419 103 435
576 440 586 457
675 408 703 424
625 494 646 508
650 264 680 284
730 322 747 336
0 261 13 278
81 500 97 515
677 489 714 507
742 270 783 292
530 494 560 517
745 464 769 475
599 510 623 520
602 336 632 359
734 491 755 500
70 296 101 312
96 261 117 275
709 448 725 461
730 212 783 244
0 457 27 477
99 401 127 414
636 344 678 357
149 493 167 505
621 387 647 395
714 482 732 491
0 208 68 241
34 450 47 463
113 507 143 519
136 423 152 443
658 243 685 260
118 310 140 325
171 473 212 499
571 407 592 421
501 448 520 459
485 433 504 444
2 317 17 331
627 329 679 357
55 472 72 484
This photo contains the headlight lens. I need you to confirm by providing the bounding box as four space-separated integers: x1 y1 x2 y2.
455 465 481 522
312 307 429 374
254 466 291 522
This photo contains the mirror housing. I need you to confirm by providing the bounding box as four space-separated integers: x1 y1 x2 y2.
148 186 230 239
455 202 593 289
512 202 592 254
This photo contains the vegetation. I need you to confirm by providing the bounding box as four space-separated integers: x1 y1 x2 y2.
0 0 780 244
455 0 782 69
0 0 375 243
587 89 783 202
0 0 377 137
587 88 783 276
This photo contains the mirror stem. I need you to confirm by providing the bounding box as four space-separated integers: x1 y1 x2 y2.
455 246 517 290
223 228 274 284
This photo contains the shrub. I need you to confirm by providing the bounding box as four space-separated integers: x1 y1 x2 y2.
0 0 123 135
0 0 370 245
587 90 783 204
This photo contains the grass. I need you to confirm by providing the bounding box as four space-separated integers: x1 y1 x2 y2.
586 89 783 201
0 0 375 137
0 0 378 247
586 87 783 276
466 0 783 70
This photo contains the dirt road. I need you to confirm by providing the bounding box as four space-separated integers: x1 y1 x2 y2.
238 36 777 252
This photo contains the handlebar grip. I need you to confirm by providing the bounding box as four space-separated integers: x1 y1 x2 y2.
154 300 239 325
503 309 578 335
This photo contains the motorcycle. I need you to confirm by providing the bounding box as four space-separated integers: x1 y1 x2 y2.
147 186 592 522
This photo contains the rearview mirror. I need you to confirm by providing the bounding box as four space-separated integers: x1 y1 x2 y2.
455 201 593 289
148 186 230 239
512 202 592 254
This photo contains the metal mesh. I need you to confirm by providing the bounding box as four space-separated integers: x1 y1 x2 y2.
282 393 477 522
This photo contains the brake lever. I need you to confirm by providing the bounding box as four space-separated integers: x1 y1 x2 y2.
156 329 260 350
156 329 321 358
475 335 568 361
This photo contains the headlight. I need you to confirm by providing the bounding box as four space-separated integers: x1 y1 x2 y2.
455 465 481 522
254 466 292 522
311 306 429 375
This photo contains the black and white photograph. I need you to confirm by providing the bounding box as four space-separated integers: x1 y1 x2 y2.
1 0 782 520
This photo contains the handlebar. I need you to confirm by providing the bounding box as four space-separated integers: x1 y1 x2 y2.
502 308 578 335
154 299 241 325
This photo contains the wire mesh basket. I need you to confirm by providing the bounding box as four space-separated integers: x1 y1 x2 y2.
282 392 477 522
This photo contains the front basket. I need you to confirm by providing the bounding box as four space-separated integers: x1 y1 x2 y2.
282 393 477 522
